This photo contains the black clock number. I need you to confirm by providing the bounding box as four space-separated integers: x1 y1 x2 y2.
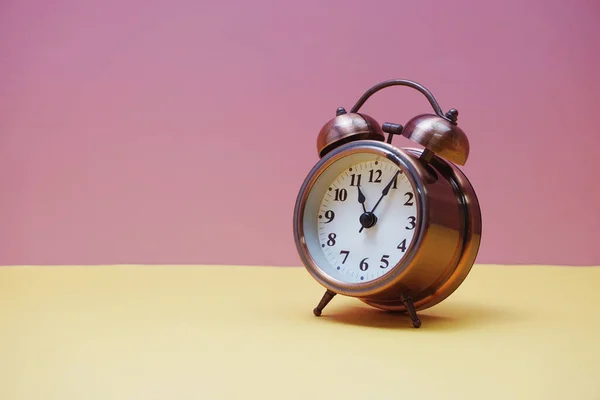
327 233 337 246
323 210 335 223
397 238 407 252
368 169 382 183
333 188 347 201
339 250 350 263
359 257 369 271
379 255 390 269
405 216 416 230
391 175 398 189
404 192 414 206
350 173 362 187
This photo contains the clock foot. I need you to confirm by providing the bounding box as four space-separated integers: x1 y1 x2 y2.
400 295 421 328
313 290 336 316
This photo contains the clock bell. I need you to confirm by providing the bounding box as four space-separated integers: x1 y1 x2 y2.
316 79 470 167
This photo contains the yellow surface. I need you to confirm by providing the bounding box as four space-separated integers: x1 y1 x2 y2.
1 264 599 400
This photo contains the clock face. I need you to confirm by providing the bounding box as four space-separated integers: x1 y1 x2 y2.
299 148 420 286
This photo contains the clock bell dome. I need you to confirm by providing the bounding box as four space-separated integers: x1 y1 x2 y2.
316 108 385 158
401 109 470 166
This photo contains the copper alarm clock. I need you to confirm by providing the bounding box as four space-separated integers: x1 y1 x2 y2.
293 79 482 328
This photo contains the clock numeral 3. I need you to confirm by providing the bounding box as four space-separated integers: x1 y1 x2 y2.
397 239 407 252
359 257 369 271
379 255 390 269
405 216 416 230
327 233 337 246
368 169 382 183
333 188 347 201
339 250 350 263
404 192 414 206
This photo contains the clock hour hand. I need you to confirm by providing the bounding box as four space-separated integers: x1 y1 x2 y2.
357 185 367 213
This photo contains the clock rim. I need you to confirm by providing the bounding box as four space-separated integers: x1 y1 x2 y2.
293 140 429 298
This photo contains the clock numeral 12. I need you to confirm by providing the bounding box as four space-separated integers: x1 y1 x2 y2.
368 169 382 183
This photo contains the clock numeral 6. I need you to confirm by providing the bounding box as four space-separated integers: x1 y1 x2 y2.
405 216 416 230
327 233 337 246
359 257 369 271
333 188 347 201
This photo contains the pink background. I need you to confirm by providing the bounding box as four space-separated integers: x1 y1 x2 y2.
1 0 599 267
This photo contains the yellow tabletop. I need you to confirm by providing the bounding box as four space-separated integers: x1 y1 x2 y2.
1 264 599 400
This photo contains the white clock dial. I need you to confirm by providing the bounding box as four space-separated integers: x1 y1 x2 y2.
316 157 417 283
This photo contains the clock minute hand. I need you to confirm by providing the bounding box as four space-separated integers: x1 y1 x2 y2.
369 170 400 214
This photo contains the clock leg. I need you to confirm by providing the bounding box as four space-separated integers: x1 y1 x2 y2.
313 290 336 316
400 294 421 328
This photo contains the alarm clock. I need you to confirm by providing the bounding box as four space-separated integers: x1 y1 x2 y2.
292 79 482 328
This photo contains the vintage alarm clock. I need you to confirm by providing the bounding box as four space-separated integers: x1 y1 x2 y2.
293 79 481 328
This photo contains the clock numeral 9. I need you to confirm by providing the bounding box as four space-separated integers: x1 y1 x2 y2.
333 188 347 201
368 169 382 183
406 216 416 230
327 233 337 246
323 210 335 223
